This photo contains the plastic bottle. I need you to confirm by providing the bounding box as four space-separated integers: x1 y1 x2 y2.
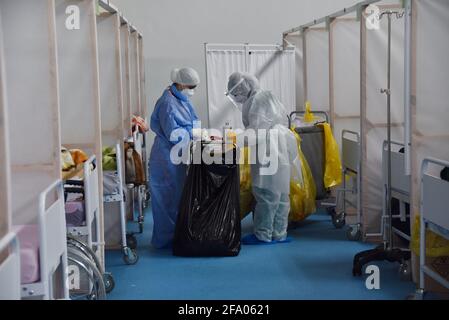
223 121 232 151
192 120 202 141
304 101 315 123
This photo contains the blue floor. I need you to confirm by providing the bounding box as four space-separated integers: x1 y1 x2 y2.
105 209 416 300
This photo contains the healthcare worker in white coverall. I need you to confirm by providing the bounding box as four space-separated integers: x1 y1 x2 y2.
226 72 301 245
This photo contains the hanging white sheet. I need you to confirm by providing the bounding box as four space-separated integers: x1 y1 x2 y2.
305 28 329 113
205 44 295 131
331 18 361 148
284 33 304 109
412 0 449 211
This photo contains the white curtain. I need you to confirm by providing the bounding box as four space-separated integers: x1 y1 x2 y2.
412 0 449 210
206 44 296 131
305 28 329 113
285 33 304 109
206 48 246 131
248 49 296 113
331 19 361 148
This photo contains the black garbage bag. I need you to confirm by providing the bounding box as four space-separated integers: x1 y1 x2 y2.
173 152 241 257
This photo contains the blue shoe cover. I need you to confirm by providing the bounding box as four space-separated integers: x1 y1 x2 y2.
242 234 275 245
275 237 293 244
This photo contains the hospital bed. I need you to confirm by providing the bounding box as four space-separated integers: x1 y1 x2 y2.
19 180 69 300
366 141 411 250
66 236 106 300
382 141 411 244
336 130 362 240
414 158 449 298
65 156 101 257
130 129 148 234
0 232 21 299
103 142 138 265
362 140 412 278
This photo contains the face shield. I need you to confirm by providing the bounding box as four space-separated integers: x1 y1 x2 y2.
225 78 246 111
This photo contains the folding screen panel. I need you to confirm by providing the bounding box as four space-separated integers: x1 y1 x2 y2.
205 44 295 131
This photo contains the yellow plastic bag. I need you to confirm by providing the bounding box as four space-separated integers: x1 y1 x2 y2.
411 214 449 258
317 123 342 188
289 130 317 222
240 147 254 219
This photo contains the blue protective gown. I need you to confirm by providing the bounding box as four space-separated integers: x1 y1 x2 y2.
149 84 199 249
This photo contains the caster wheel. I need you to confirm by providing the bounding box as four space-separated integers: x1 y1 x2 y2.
347 225 362 241
406 289 425 300
399 261 412 282
123 248 139 265
126 234 138 250
327 207 336 216
103 273 115 294
332 213 345 229
88 293 97 300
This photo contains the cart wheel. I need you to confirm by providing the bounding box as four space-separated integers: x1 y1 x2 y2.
406 289 425 300
103 273 115 294
144 191 150 208
139 222 144 234
123 248 139 265
327 207 336 216
332 213 345 229
126 234 138 250
87 293 97 300
399 261 412 282
347 225 362 241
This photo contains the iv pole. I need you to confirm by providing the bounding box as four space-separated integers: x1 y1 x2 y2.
381 10 394 251
352 10 411 277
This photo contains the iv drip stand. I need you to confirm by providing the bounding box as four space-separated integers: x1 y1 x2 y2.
352 10 411 278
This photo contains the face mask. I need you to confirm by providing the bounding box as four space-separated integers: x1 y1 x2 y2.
226 94 243 111
183 89 195 97
233 95 247 104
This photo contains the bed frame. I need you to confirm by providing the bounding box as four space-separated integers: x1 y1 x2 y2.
21 180 69 300
415 158 449 297
366 141 411 245
65 156 101 259
338 130 362 240
0 232 20 299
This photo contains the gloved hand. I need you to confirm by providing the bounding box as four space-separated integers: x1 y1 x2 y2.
202 129 211 142
192 128 202 141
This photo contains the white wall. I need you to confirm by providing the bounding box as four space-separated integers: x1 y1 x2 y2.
114 0 356 133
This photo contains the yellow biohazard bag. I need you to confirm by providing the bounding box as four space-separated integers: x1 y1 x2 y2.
238 132 317 222
239 147 255 219
411 214 449 258
289 130 317 222
317 123 342 189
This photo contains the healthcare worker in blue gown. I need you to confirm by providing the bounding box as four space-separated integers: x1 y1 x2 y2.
149 67 200 249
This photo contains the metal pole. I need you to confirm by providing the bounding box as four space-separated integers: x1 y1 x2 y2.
404 0 412 175
387 13 393 250
380 11 394 249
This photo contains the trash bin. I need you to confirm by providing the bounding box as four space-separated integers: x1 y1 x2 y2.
294 125 327 200
173 144 241 257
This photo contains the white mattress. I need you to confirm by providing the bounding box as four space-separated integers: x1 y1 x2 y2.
14 225 40 284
